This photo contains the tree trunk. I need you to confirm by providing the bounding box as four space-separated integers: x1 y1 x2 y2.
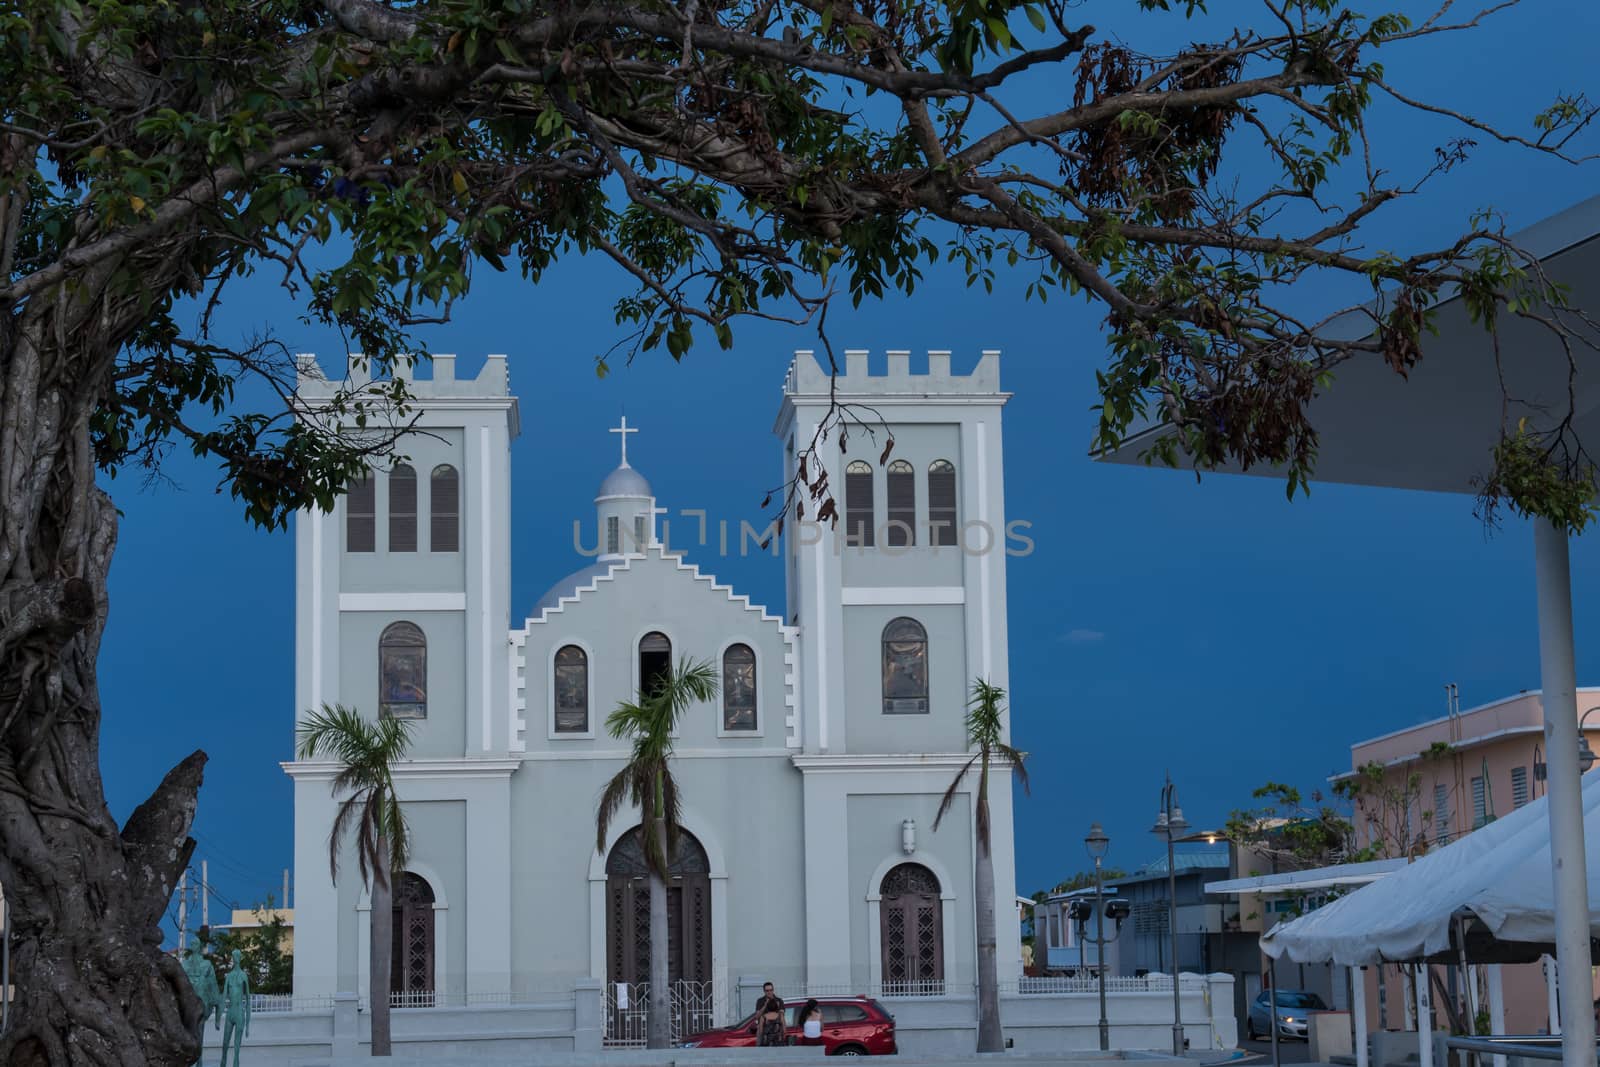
370 836 393 1057
647 827 671 1050
0 291 211 1065
974 795 1004 1053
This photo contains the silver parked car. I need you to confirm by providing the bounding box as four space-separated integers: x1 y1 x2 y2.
1246 989 1328 1041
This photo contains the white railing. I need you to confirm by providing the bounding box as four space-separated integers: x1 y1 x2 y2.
354 989 575 1011
604 980 724 1048
250 993 336 1013
1002 974 1208 995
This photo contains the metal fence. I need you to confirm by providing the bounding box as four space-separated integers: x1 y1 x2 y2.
604 981 722 1048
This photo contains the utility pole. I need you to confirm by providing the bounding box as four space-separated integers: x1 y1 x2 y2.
177 869 189 952
283 868 290 910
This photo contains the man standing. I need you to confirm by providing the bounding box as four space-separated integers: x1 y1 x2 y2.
755 982 787 1046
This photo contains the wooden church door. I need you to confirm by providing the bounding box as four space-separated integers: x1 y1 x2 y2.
605 829 712 985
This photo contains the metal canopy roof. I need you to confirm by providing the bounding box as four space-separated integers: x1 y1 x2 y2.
1204 858 1408 896
1095 195 1600 494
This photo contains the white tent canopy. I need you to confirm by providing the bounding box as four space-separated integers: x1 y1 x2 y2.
1261 771 1600 966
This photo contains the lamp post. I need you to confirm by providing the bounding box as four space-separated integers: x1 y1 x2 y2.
1085 823 1111 1051
1153 774 1190 1057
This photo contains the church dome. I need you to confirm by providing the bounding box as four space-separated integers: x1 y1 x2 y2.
596 464 652 500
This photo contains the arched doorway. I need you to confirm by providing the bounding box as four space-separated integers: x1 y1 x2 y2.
391 872 436 1005
605 828 712 985
880 863 943 994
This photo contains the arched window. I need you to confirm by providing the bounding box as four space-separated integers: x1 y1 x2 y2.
430 465 459 553
380 622 427 719
347 474 375 553
928 460 957 547
722 644 756 731
392 873 436 1005
845 461 874 547
886 460 915 547
880 863 943 993
882 617 928 714
554 645 589 734
389 463 418 552
639 631 671 699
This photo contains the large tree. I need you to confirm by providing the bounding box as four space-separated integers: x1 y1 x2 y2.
0 0 1594 1061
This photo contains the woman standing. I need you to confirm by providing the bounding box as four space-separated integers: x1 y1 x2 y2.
798 999 823 1047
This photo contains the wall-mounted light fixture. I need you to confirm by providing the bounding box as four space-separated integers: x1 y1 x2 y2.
902 819 917 855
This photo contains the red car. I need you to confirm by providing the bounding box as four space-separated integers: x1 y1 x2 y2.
679 995 897 1056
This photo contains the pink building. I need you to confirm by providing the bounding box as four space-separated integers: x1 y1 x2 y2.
1341 687 1600 1034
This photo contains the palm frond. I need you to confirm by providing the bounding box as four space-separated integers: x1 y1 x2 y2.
596 767 633 855
383 788 409 876
300 702 416 891
660 767 683 865
327 795 365 885
934 754 978 830
606 700 650 742
998 743 1030 795
355 793 380 890
965 679 1008 750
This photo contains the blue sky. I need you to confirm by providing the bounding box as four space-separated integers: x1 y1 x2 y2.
93 2 1600 934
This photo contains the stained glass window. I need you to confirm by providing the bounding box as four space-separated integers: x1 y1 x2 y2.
882 617 928 714
380 622 427 719
389 464 417 552
722 644 756 731
430 465 459 552
554 645 589 733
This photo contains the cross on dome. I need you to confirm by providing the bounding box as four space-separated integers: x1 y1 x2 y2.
609 415 638 468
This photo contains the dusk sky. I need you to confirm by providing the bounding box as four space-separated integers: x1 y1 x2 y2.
92 2 1600 935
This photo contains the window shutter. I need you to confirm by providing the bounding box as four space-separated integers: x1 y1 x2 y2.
430 465 459 552
845 462 874 547
1511 766 1529 808
389 464 418 552
347 475 375 552
1434 784 1449 843
886 460 915 546
928 460 957 546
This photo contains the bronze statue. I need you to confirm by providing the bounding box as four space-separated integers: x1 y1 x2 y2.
181 946 221 1066
220 948 252 1067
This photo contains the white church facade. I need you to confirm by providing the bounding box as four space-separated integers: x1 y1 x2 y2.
284 349 1022 1017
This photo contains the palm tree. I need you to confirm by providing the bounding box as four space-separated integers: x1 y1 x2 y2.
297 703 414 1057
934 679 1029 1054
595 657 718 1049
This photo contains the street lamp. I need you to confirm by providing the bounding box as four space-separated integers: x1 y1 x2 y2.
1152 775 1190 1057
1084 823 1111 1051
1579 707 1600 772
1535 707 1599 783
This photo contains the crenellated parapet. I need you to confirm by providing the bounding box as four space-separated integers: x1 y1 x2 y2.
294 352 512 400
782 348 1002 398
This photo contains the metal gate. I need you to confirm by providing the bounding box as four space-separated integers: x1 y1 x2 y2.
603 980 719 1048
